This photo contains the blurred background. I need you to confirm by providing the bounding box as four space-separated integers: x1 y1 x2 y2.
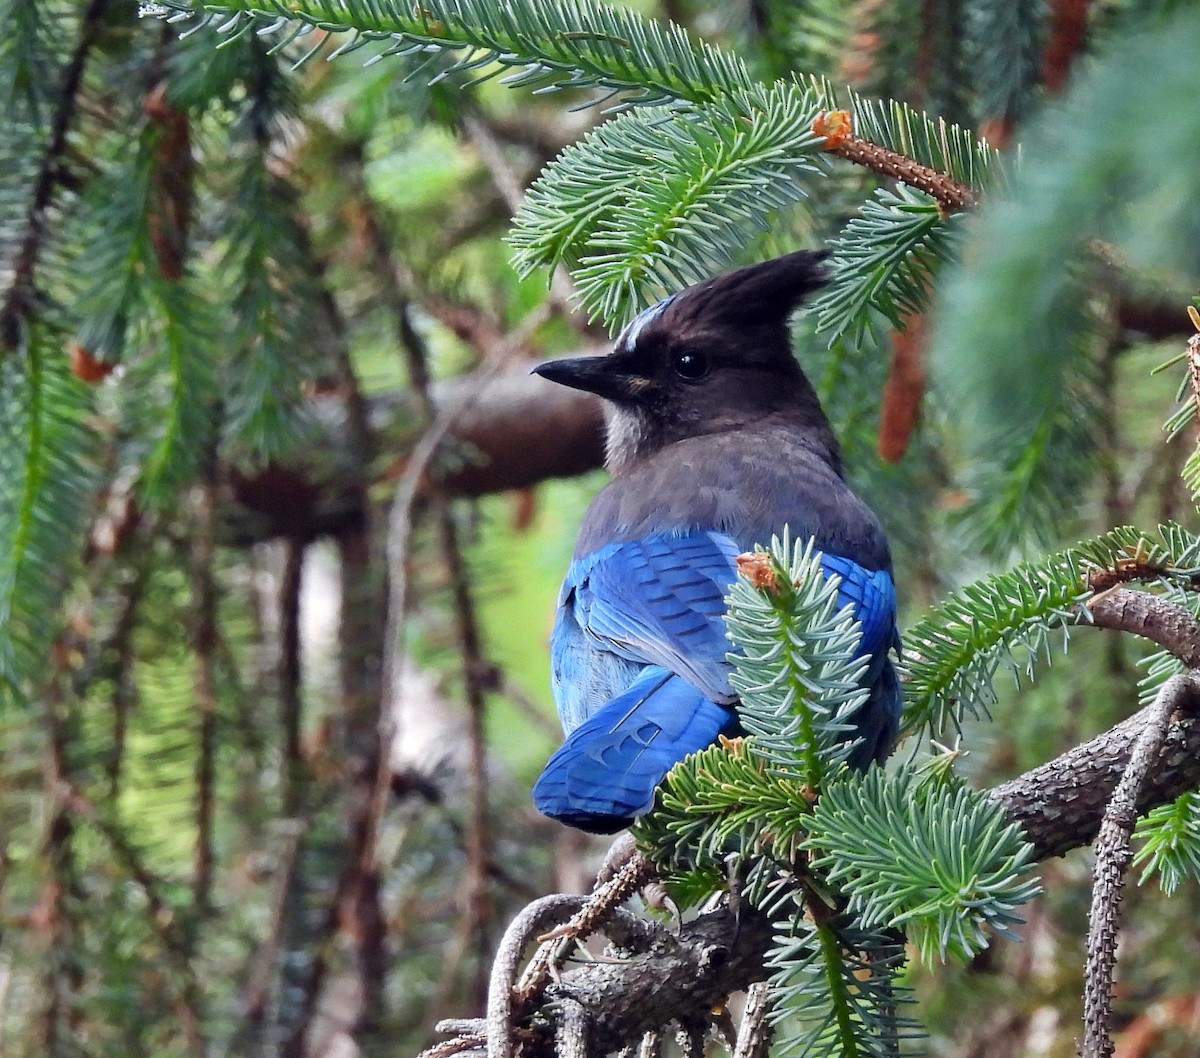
1 1 1198 1056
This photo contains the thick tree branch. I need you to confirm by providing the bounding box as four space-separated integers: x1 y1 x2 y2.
1086 588 1200 667
990 685 1200 862
226 366 606 542
541 906 775 1058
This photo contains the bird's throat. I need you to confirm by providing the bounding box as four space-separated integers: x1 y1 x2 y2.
603 404 653 475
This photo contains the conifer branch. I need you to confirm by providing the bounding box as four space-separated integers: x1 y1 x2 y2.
153 0 752 107
0 0 111 351
458 692 1200 1058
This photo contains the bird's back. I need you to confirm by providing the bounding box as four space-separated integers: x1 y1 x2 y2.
576 418 892 572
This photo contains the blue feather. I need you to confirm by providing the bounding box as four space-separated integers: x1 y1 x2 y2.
533 666 735 833
537 529 900 830
530 250 902 833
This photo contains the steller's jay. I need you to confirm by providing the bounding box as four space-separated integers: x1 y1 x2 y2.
531 251 901 833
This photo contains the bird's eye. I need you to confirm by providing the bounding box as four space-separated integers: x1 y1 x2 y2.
673 352 709 380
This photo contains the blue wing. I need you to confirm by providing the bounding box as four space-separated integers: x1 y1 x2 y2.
532 666 734 833
537 529 901 830
549 530 741 733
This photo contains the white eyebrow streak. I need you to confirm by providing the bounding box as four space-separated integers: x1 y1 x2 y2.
617 293 678 350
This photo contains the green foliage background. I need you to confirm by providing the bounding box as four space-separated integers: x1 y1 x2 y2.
1 0 1200 1056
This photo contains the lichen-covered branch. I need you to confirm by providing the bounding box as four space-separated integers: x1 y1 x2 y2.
434 670 1200 1058
990 686 1200 862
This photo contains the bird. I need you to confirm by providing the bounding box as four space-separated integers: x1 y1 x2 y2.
530 250 901 833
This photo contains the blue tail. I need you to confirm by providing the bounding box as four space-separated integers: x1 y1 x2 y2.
532 665 737 833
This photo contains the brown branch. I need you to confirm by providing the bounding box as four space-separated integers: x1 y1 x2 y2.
437 892 772 1058
1115 295 1199 342
1043 0 1092 94
218 296 1195 546
542 905 774 1058
990 687 1200 862
812 110 979 211
0 0 112 351
226 366 606 542
190 472 218 921
833 136 978 209
1085 588 1200 668
877 311 927 462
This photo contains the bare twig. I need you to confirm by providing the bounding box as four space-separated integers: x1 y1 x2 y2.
421 1033 490 1058
438 496 498 984
1079 672 1200 1058
515 853 655 1006
732 982 773 1058
190 474 218 920
812 110 978 211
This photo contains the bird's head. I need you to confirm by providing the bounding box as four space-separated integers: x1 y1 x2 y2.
533 250 837 473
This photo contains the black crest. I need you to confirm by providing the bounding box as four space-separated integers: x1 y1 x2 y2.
618 250 829 356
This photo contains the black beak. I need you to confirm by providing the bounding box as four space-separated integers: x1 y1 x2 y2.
532 355 642 403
